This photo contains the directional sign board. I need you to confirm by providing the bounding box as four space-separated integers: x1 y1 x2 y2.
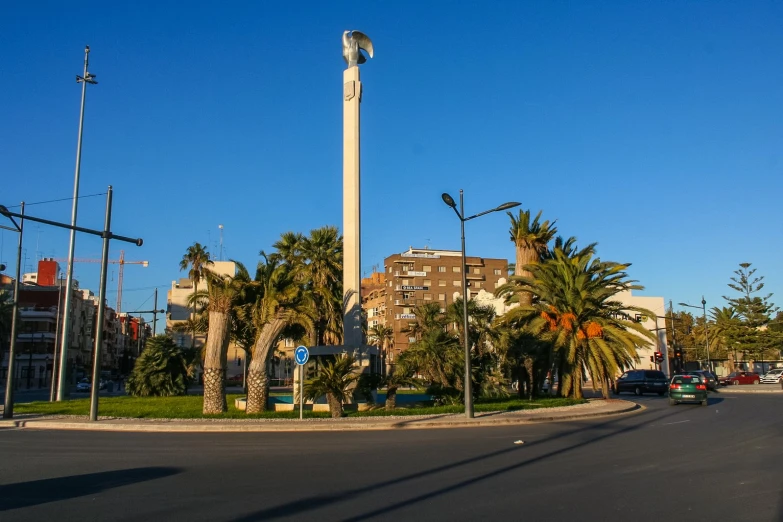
294 345 309 366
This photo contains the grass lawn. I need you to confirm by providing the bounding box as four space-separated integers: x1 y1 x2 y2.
13 395 585 419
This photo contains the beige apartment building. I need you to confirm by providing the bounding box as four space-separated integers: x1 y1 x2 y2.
379 247 510 355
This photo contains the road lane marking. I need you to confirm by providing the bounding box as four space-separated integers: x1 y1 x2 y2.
662 420 690 426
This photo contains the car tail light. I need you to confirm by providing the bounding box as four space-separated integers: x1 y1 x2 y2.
696 384 706 390
670 383 680 389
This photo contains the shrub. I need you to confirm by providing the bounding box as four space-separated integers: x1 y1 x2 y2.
126 335 191 397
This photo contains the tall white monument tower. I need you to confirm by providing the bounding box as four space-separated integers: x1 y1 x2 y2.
342 30 373 347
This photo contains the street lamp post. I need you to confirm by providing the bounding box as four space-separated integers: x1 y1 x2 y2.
679 297 710 371
441 191 520 419
58 46 98 401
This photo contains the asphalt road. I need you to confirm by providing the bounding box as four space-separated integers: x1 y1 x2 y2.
1 394 781 522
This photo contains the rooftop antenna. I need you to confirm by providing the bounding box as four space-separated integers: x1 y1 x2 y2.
218 224 224 261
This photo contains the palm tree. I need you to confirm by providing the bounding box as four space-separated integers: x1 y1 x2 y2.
710 306 740 363
382 352 420 410
404 303 445 342
299 226 343 346
303 354 360 418
368 324 394 374
199 268 243 414
245 255 313 414
507 209 558 306
405 328 463 393
179 243 213 348
499 248 656 399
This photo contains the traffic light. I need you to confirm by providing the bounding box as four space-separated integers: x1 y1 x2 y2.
674 349 683 360
654 352 663 363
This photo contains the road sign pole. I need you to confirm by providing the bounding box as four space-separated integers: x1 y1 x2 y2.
300 367 304 420
294 346 309 421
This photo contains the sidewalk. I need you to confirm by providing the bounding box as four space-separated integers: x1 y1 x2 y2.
0 399 640 433
713 383 782 394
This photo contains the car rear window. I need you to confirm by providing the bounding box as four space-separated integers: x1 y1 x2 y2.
645 371 666 379
672 376 699 384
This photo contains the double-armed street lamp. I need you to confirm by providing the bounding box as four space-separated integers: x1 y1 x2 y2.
441 191 520 419
678 297 710 371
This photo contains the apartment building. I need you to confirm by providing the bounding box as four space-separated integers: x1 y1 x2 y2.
361 271 387 331
381 247 510 354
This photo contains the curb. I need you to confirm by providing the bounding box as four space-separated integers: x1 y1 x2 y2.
0 401 640 433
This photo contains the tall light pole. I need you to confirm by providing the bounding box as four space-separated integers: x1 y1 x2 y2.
441 191 520 418
679 297 710 371
1 202 24 418
58 46 97 401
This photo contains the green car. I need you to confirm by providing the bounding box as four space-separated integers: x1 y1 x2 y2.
668 374 708 406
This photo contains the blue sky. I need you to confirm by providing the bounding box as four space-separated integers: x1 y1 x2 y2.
2 1 781 330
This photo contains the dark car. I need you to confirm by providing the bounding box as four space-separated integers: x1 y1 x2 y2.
614 369 669 396
718 371 760 386
676 370 718 391
669 374 708 406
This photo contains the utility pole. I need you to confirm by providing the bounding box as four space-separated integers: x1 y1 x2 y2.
59 46 97 401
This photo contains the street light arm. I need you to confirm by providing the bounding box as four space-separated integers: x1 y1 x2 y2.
450 205 463 221
464 208 496 221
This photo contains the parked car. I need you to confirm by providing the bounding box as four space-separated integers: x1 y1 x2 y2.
718 371 760 386
669 374 708 406
675 370 718 390
759 368 783 384
613 369 669 396
76 379 91 392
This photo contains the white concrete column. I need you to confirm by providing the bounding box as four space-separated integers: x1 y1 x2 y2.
343 65 362 347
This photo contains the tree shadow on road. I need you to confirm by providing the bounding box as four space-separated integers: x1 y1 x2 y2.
0 466 182 511
227 404 688 521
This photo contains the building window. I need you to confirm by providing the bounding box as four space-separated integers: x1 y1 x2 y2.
438 293 446 300
494 269 501 275
438 266 446 272
388 266 392 273
452 266 460 273
475 282 482 288
423 265 431 272
453 280 461 287
438 280 446 287
423 280 431 286
473 268 481 274
402 279 409 285
424 293 432 301
494 281 500 288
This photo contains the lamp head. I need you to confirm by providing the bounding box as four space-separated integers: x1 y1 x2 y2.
495 201 521 211
441 193 456 208
677 303 688 307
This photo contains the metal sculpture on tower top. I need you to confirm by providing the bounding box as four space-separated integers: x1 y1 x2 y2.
342 30 374 68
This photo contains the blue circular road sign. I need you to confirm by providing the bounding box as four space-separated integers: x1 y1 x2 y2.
294 345 309 365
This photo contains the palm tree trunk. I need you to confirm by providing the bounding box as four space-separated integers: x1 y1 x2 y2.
327 392 343 418
601 378 610 399
515 245 539 307
191 281 198 349
203 309 228 414
246 317 286 414
385 385 398 411
523 356 535 400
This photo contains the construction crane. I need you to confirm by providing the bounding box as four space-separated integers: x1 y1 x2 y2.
52 250 149 313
